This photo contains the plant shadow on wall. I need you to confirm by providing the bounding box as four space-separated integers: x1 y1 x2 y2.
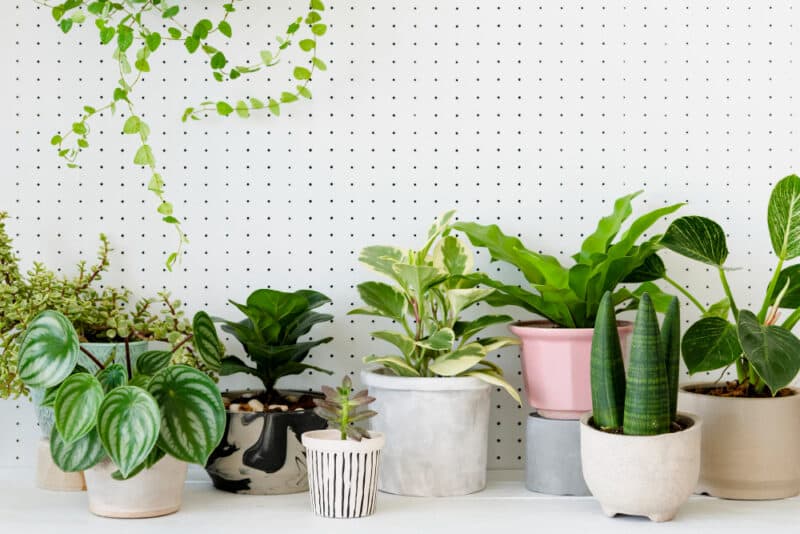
35 0 329 269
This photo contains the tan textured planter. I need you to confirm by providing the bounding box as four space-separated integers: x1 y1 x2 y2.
84 455 187 518
679 384 800 500
580 413 701 522
35 438 85 491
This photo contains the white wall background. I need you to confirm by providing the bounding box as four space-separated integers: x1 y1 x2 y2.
1 1 797 469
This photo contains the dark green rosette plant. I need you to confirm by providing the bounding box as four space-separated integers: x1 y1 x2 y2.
452 192 684 327
351 211 521 403
658 174 800 396
313 376 377 441
211 288 334 403
17 309 226 479
590 291 681 435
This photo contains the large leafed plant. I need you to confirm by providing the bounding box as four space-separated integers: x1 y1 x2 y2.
453 192 684 328
18 309 226 478
351 211 521 403
658 174 800 395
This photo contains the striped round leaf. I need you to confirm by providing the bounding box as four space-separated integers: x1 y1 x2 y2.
148 365 225 465
96 363 128 393
18 310 80 389
54 373 103 443
661 216 728 267
97 386 161 478
192 311 223 372
50 427 105 472
135 350 172 376
768 174 800 260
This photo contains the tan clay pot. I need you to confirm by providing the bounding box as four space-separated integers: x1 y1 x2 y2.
84 455 187 518
580 413 701 522
35 437 86 491
679 384 800 500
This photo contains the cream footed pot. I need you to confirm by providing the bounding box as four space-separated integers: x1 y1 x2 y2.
580 413 702 522
361 369 490 497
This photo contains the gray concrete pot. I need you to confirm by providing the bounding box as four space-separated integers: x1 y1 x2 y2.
525 412 590 496
360 369 490 497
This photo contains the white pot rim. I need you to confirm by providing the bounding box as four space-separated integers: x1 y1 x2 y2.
510 320 633 337
302 429 386 452
580 411 702 440
680 383 800 402
360 369 490 392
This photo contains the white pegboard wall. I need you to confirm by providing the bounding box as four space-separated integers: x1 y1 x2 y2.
1 1 798 469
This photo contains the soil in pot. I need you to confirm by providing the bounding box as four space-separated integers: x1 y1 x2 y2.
685 381 795 398
205 390 327 495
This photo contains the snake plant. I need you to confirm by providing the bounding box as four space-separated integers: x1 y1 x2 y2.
591 291 680 435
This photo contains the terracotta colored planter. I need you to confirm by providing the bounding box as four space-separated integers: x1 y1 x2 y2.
303 429 385 518
510 321 633 419
84 455 187 518
580 413 702 522
205 390 327 495
679 384 800 500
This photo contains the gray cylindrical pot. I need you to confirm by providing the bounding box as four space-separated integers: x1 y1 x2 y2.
526 412 590 496
360 369 490 497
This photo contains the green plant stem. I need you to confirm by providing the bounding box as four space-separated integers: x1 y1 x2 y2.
663 275 707 314
339 394 349 440
718 268 740 319
782 308 800 331
758 258 785 322
736 359 746 383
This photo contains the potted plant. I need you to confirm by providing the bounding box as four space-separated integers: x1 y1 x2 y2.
17 309 225 518
581 292 701 522
302 375 385 519
453 192 683 419
0 213 201 490
354 211 520 497
201 288 335 495
657 174 800 499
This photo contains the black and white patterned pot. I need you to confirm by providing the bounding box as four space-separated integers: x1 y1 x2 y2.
205 390 327 495
302 429 385 519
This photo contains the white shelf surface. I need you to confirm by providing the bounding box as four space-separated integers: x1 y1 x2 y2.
1 468 797 533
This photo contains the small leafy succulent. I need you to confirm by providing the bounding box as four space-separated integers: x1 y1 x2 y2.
17 310 225 479
0 212 202 399
314 376 377 441
211 288 334 400
657 174 800 396
591 291 680 435
351 211 520 403
453 192 684 328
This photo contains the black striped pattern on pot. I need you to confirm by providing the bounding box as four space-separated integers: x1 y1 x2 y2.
307 449 381 518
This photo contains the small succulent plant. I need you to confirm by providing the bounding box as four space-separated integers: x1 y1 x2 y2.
591 291 680 435
313 376 377 441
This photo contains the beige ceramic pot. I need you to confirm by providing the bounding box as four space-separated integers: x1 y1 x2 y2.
679 384 800 500
580 413 701 522
35 437 86 491
84 455 188 518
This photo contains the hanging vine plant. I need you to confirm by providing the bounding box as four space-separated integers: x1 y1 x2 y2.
36 0 328 269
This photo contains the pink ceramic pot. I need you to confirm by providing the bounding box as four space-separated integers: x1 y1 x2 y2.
510 321 633 419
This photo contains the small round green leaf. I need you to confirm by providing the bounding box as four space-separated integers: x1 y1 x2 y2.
135 350 173 376
18 311 80 389
148 365 225 465
661 216 729 266
98 386 161 478
55 373 104 443
681 317 741 374
50 427 105 472
96 363 128 392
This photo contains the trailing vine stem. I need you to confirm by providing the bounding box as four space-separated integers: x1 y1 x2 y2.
35 0 328 270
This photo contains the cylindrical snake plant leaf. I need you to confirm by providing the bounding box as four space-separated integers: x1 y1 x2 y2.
590 291 626 430
623 293 670 436
660 296 681 421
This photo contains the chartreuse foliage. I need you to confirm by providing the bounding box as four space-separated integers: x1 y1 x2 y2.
453 192 683 328
18 310 225 479
591 292 680 436
40 0 329 268
351 211 521 403
660 174 800 395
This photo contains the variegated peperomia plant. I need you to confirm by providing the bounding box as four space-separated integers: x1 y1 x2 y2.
351 211 521 403
17 310 225 479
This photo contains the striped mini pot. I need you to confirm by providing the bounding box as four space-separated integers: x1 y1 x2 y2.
302 429 385 519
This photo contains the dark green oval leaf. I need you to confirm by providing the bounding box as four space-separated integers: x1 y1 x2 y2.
661 215 729 266
192 312 222 372
681 317 741 374
96 363 128 392
97 386 161 478
50 427 105 472
738 310 800 394
135 350 172 376
54 373 103 443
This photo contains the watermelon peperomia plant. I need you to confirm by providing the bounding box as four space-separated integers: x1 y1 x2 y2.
452 192 684 328
351 211 521 403
657 174 800 396
590 291 681 435
17 309 226 479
